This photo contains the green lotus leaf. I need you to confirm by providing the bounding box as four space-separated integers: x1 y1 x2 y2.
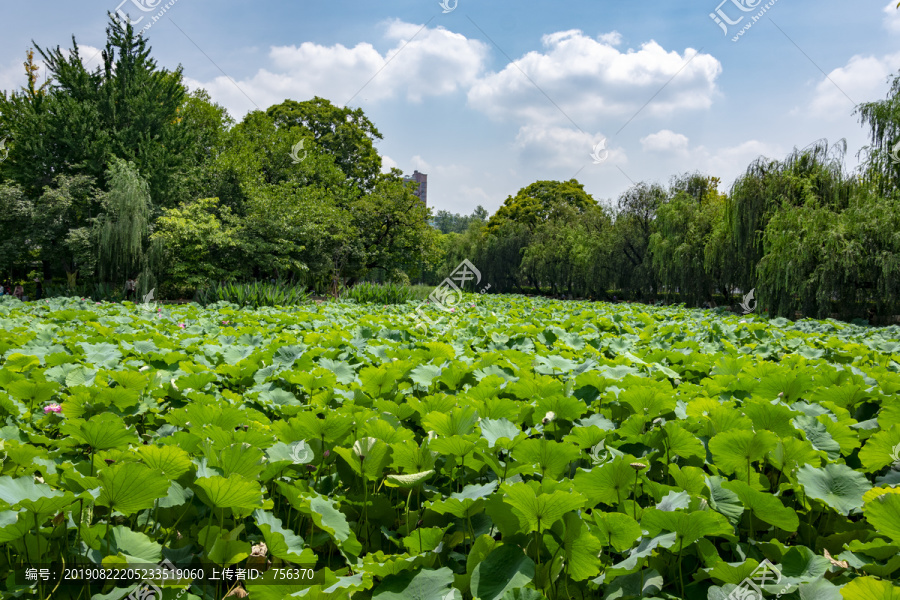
864 492 900 543
138 444 193 479
471 545 535 600
721 479 799 531
592 512 642 553
798 577 842 600
4 354 41 373
385 470 434 488
562 511 603 581
371 566 454 600
858 424 900 472
421 406 478 437
254 509 316 564
0 476 75 518
709 429 778 477
480 418 524 449
97 463 170 516
640 507 734 547
6 379 58 405
839 576 900 600
797 464 872 516
429 481 498 518
604 569 663 600
502 482 585 532
573 457 635 507
308 495 363 560
194 474 264 510
793 415 842 460
511 438 581 480
60 413 139 450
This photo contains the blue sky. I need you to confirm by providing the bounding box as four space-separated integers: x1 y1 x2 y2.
2 0 898 214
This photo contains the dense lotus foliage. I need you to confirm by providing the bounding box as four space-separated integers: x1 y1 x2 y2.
0 294 899 599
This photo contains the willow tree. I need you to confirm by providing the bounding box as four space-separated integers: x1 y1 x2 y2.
94 158 158 296
757 187 900 321
725 139 853 291
855 71 900 197
650 175 727 305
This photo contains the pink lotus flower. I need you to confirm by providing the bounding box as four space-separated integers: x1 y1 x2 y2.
178 323 186 328
44 403 62 414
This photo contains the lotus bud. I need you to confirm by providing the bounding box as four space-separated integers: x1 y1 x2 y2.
542 411 556 425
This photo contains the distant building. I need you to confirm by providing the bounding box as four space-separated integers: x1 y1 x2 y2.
403 170 427 206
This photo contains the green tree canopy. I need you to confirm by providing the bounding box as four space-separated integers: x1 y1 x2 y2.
266 97 383 191
487 180 597 233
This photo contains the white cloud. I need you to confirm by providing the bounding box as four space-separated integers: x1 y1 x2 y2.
410 155 433 173
597 31 623 46
0 45 102 94
74 45 104 69
187 20 489 117
514 124 627 170
806 52 900 119
641 130 690 154
381 154 399 173
885 0 900 32
467 30 721 128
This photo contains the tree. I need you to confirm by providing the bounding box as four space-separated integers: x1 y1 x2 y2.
151 197 246 297
343 170 440 284
0 15 209 208
266 98 383 191
93 158 159 295
855 70 900 197
726 140 852 291
486 180 597 234
611 181 667 298
0 184 33 274
650 175 727 305
31 175 101 278
432 206 489 234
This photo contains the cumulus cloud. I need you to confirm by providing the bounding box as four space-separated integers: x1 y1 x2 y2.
641 130 690 154
380 154 399 173
514 124 626 170
885 1 900 32
186 20 489 117
700 140 784 185
597 31 623 46
806 52 900 119
467 30 721 128
0 45 103 94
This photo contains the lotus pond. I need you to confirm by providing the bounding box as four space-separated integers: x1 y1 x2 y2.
0 295 899 600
